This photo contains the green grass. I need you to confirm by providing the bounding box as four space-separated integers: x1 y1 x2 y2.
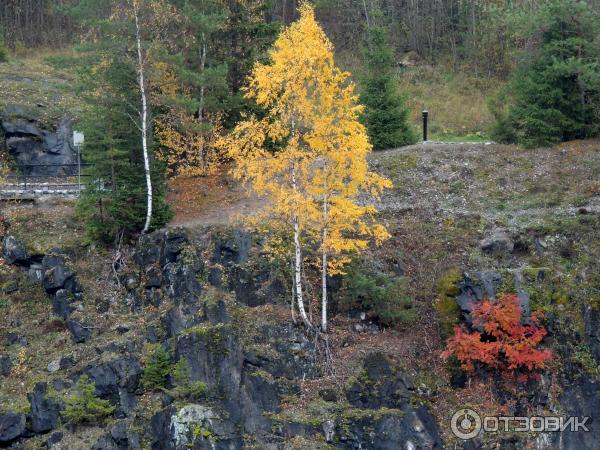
428 131 489 142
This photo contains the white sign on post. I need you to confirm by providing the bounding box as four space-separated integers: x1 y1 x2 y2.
73 131 85 147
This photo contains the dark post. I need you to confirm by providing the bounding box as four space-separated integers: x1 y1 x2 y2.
422 110 429 142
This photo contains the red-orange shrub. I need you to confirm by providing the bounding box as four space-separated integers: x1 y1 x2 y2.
441 293 552 379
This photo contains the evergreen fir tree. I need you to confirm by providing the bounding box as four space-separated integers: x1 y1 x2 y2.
360 24 416 151
215 0 279 126
491 0 600 148
141 344 171 391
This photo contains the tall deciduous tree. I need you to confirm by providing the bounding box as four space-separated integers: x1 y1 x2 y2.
219 3 391 331
360 22 416 150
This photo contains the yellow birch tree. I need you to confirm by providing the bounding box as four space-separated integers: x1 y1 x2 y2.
218 3 391 331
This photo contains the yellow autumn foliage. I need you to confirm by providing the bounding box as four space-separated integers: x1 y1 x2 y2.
152 61 223 178
218 2 392 274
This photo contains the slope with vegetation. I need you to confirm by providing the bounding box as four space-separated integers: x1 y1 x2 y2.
1 1 600 449
1 136 600 448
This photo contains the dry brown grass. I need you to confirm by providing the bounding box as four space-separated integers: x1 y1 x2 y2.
397 65 503 139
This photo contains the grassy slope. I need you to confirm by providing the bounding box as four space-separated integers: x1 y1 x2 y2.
397 66 503 142
0 50 82 126
336 49 505 143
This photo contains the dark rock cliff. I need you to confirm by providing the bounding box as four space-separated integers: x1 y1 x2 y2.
0 228 443 449
0 105 79 175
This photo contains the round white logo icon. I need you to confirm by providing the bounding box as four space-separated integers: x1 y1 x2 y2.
451 408 482 440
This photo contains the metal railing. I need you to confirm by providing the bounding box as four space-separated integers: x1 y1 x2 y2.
0 163 93 199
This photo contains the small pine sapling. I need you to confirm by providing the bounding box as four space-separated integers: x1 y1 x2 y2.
63 375 115 424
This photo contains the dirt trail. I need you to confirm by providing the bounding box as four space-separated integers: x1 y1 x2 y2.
166 169 267 228
169 194 266 228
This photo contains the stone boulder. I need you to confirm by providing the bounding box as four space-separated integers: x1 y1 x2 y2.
42 254 78 294
52 289 74 320
44 431 64 449
66 319 91 344
2 235 29 265
0 412 26 444
82 356 142 403
0 354 11 377
28 382 62 434
480 228 514 255
92 421 141 450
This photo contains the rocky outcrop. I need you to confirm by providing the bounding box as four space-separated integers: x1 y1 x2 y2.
2 235 29 265
272 353 442 449
455 271 530 324
338 353 442 450
584 304 600 361
346 352 412 409
554 378 600 450
0 105 79 175
151 404 243 450
2 228 442 449
210 229 287 307
82 356 142 404
1 237 87 343
92 421 141 450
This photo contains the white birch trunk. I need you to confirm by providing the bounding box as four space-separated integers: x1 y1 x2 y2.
294 215 311 327
290 117 311 328
134 3 153 234
321 190 328 332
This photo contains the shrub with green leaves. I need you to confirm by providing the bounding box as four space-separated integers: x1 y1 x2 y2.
141 344 171 391
63 375 114 424
339 264 415 326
